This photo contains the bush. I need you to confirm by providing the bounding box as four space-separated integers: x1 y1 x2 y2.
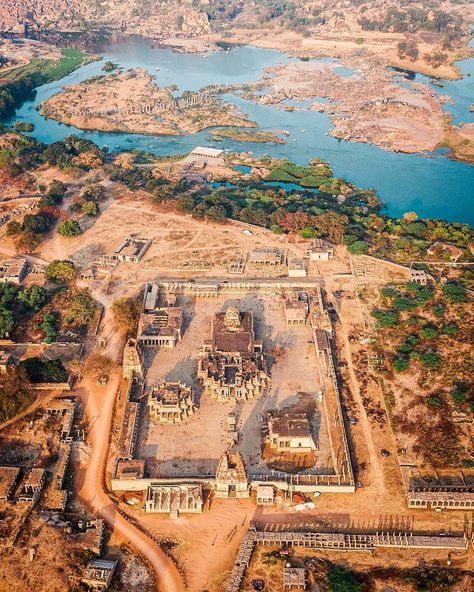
5 220 22 236
421 325 437 339
348 240 368 255
57 219 82 237
393 356 410 372
327 565 362 592
82 200 100 216
442 282 467 303
0 306 14 337
428 395 442 406
44 260 76 283
393 296 417 312
371 309 399 327
421 351 441 369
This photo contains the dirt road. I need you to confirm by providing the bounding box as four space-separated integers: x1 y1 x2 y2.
77 371 186 592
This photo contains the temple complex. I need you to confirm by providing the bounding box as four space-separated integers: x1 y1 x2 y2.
148 381 196 423
198 305 269 401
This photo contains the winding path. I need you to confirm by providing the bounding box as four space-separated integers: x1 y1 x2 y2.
77 370 186 592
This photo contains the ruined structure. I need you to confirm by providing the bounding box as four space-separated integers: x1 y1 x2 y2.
145 484 203 517
268 412 316 453
288 258 307 278
284 292 308 326
138 283 183 348
148 381 195 423
248 247 286 267
283 566 307 589
0 256 28 284
82 559 118 591
215 451 249 498
122 338 143 379
113 237 152 263
198 305 269 402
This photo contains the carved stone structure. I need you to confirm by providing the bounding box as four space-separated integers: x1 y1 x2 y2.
148 381 195 423
122 338 142 379
304 239 335 261
215 452 249 498
198 306 268 402
145 484 203 517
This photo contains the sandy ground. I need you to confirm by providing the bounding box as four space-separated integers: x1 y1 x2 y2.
138 293 333 478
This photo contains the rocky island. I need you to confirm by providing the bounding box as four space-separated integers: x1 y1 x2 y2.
41 68 256 135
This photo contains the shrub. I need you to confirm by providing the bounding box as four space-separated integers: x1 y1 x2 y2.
393 296 417 312
421 325 437 339
442 282 467 303
421 351 441 369
428 395 442 406
348 240 368 255
371 309 399 327
5 220 22 236
393 356 410 372
327 565 362 592
82 200 100 216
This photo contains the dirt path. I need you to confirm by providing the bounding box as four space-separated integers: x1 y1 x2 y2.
338 315 386 496
77 371 185 592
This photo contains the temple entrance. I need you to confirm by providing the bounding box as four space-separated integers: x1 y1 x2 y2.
228 484 237 498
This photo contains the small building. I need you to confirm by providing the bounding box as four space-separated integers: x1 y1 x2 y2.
122 338 142 379
117 399 141 461
17 468 46 502
283 566 307 589
215 452 249 498
304 239 335 262
427 242 463 262
148 381 195 423
288 258 307 278
190 146 224 159
145 484 203 517
248 247 286 267
137 306 183 348
0 257 28 284
82 559 118 591
0 466 20 500
268 413 316 453
113 237 152 263
0 350 12 374
114 459 146 481
409 269 430 285
256 484 275 506
284 293 308 326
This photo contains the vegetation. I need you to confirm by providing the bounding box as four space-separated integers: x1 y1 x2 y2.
63 289 97 327
112 296 140 335
44 260 77 283
57 219 82 237
327 565 362 592
85 352 113 381
0 367 34 423
371 280 473 467
14 121 34 132
20 357 68 383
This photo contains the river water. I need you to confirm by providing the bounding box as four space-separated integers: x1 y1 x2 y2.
9 37 474 225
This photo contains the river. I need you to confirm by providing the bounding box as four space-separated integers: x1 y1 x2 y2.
9 36 474 225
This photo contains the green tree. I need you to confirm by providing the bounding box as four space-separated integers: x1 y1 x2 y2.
18 285 47 311
39 312 59 343
16 230 41 253
44 260 77 283
371 309 399 327
206 205 227 221
0 306 14 337
57 219 82 237
64 289 97 326
421 325 437 339
22 213 52 234
82 183 106 202
393 356 410 372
